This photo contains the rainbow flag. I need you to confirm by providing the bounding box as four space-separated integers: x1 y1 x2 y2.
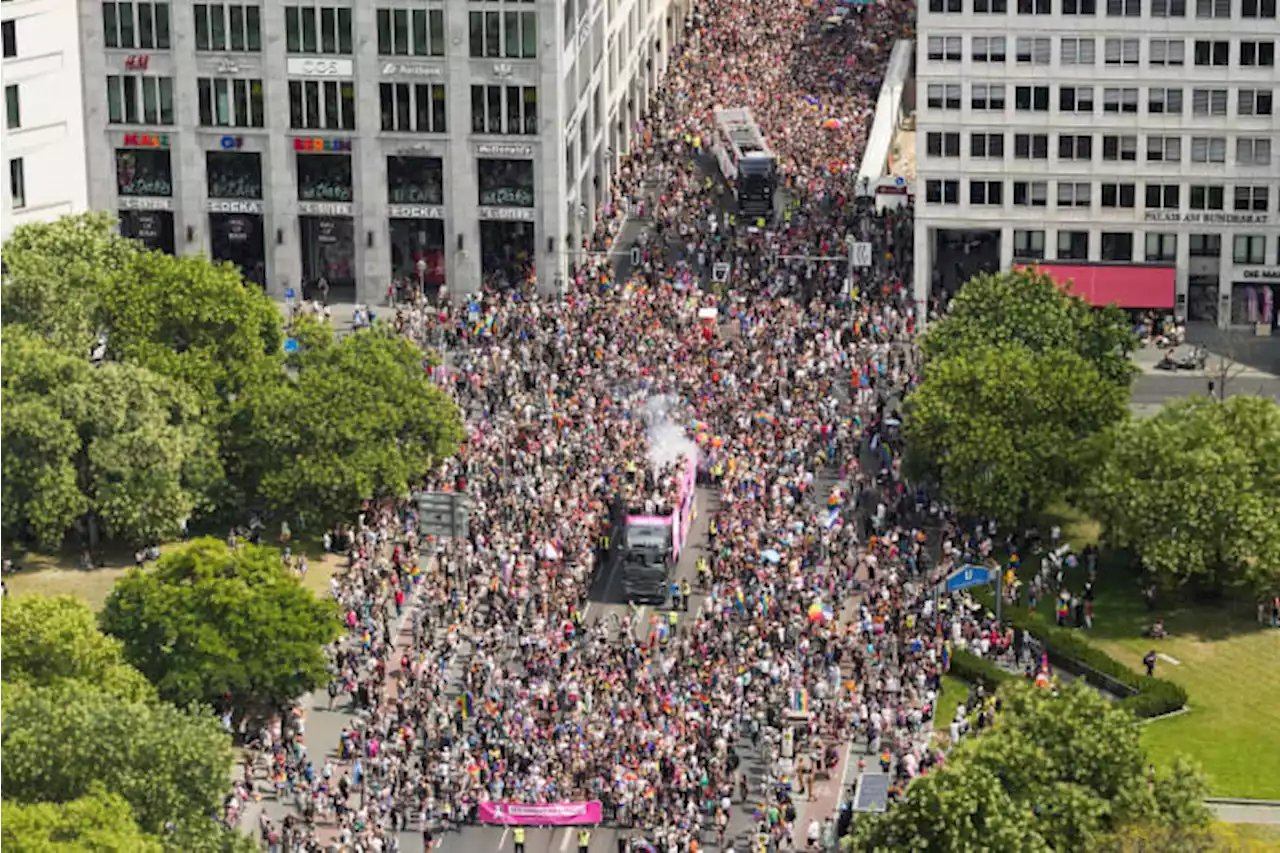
459 692 474 719
734 588 747 613
790 688 810 714
941 641 952 673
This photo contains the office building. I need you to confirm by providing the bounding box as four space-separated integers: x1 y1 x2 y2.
913 0 1280 328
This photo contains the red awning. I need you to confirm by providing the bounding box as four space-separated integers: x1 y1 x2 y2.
1016 263 1175 309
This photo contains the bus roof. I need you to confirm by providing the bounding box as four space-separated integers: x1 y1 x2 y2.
714 108 772 158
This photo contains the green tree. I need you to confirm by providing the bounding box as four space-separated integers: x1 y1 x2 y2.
1085 395 1280 595
100 538 340 716
923 269 1138 388
1 681 233 835
904 343 1128 526
848 683 1212 852
1 790 164 853
229 328 463 525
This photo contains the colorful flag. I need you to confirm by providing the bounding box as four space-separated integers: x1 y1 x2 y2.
791 688 810 714
941 641 952 673
734 588 747 613
459 692 474 719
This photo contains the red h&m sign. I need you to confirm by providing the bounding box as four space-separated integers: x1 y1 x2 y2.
124 54 150 71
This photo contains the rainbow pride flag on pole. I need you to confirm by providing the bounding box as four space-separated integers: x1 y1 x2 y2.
790 688 810 714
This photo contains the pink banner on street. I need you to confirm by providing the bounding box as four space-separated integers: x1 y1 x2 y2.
478 801 603 826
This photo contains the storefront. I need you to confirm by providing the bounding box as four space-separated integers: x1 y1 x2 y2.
1229 267 1280 330
206 138 266 286
476 145 536 285
116 133 175 253
296 138 356 298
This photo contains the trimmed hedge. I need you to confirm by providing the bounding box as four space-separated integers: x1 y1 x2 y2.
949 648 1017 692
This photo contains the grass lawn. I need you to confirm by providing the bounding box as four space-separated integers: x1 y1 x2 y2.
934 674 970 733
1018 504 1280 800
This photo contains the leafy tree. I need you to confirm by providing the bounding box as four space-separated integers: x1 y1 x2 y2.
923 269 1138 388
229 328 463 525
1 596 155 703
100 538 341 716
1 789 164 853
848 683 1212 852
1085 395 1280 596
1 681 234 835
904 343 1128 526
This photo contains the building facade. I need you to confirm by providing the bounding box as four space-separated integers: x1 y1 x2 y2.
2 0 91 238
913 0 1280 328
74 0 690 301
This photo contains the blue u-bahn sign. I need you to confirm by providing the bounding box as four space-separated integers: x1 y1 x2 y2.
945 564 993 593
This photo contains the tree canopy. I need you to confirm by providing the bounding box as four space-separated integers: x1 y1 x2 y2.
923 269 1138 389
848 683 1212 852
1 790 165 853
904 343 1129 526
100 538 341 716
1085 395 1280 596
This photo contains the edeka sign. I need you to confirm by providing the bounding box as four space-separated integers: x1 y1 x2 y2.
123 133 169 148
478 207 536 222
1144 211 1270 226
294 137 352 152
388 204 444 219
478 801 602 826
207 199 263 215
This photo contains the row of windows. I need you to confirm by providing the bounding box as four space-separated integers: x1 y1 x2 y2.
926 131 1274 165
927 35 1276 67
102 3 537 60
924 178 1276 213
1008 230 1275 266
927 0 1275 18
928 83 1275 120
106 74 541 137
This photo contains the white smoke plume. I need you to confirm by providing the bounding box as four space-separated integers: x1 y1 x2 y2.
642 394 699 471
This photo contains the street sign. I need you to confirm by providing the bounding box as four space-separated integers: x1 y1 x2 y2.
283 338 299 353
945 564 993 593
712 262 730 282
414 490 472 540
630 247 641 266
284 287 296 300
850 241 873 267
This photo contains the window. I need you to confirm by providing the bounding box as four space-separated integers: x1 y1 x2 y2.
926 132 961 157
1012 181 1048 206
926 36 962 61
1189 233 1221 256
1192 88 1228 116
102 2 171 49
1058 181 1092 207
1238 89 1274 116
971 36 1007 62
1016 37 1051 63
1106 0 1141 13
197 78 264 127
927 83 961 109
378 82 448 133
106 75 174 124
1145 233 1177 262
1146 136 1182 162
1195 0 1230 14
970 132 1004 157
287 79 356 129
972 0 1008 11
194 5 261 51
4 83 17 129
1062 0 1096 10
1242 0 1277 16
469 84 535 135
1145 183 1181 209
1058 231 1089 259
1103 135 1138 161
929 0 963 11
925 179 960 204
2 20 15 57
1190 185 1224 210
1193 40 1229 66
386 155 443 205
1058 134 1093 160
1148 88 1183 114
469 8 537 58
1148 39 1185 66
1013 230 1046 260
377 8 446 57
1151 0 1186 12
1015 85 1049 111
971 83 1006 110
1234 185 1270 211
1190 136 1227 162
1014 133 1049 159
1060 37 1095 64
1237 138 1272 166
1240 41 1276 67
1101 182 1137 208
296 152 352 202
1104 88 1139 113
969 180 1004 205
1233 235 1266 264
284 6 353 54
206 151 263 199
1059 86 1094 113
477 157 534 207
115 149 172 196
1104 38 1140 65
8 157 23 208
1017 0 1052 10
1101 232 1133 261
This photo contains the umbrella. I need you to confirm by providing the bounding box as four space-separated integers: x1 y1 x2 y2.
761 549 782 564
822 118 844 129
